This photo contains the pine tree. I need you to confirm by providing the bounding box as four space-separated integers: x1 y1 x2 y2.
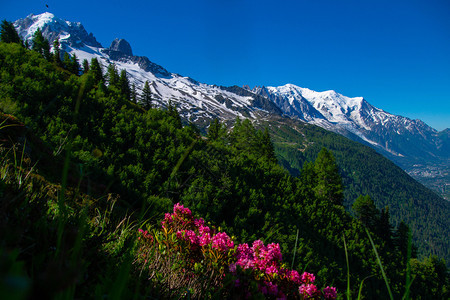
0 20 22 44
52 39 62 66
106 64 119 88
207 119 222 140
313 147 344 205
82 59 89 74
89 57 103 83
352 195 379 229
70 53 80 75
141 80 152 109
260 127 276 162
31 28 51 60
63 52 71 70
378 206 393 243
119 69 131 100
130 83 137 103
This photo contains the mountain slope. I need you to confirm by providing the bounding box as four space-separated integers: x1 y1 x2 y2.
10 12 449 262
250 84 449 199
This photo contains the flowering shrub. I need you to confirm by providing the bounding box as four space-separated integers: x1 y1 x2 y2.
136 203 337 299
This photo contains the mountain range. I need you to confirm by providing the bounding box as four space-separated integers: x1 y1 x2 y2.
13 12 449 200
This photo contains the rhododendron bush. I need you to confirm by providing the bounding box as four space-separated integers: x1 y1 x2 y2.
136 203 337 299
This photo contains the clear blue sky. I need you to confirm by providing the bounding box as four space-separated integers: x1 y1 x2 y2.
3 0 450 130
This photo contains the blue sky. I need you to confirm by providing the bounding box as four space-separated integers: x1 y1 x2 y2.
3 0 450 130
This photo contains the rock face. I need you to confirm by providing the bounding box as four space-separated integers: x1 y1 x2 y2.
109 38 133 56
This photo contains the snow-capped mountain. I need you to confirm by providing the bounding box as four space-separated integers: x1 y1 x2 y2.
13 13 280 128
250 84 447 162
13 13 449 196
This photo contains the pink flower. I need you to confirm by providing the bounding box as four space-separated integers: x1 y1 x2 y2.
265 265 279 276
288 270 301 284
211 232 234 252
194 218 205 227
299 283 319 298
323 286 337 300
301 272 316 284
199 232 211 246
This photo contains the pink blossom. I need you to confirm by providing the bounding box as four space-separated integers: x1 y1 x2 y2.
301 272 316 284
265 265 279 276
211 232 234 252
199 232 211 246
299 283 319 298
194 218 205 227
288 270 301 284
323 286 337 300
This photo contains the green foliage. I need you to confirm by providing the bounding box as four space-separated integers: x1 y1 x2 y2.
31 28 51 60
141 80 152 109
0 20 22 44
0 42 448 299
269 119 450 265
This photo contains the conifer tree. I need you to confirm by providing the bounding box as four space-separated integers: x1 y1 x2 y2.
52 39 62 66
31 28 51 60
260 127 276 162
0 20 22 44
352 195 379 229
70 53 80 75
89 57 103 83
313 147 344 205
119 69 131 100
63 52 71 70
82 59 89 74
141 80 152 109
130 83 137 103
207 119 222 140
106 64 119 88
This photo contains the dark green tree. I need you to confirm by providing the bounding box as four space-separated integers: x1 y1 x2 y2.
52 39 62 66
63 52 71 70
207 119 222 140
130 83 137 103
106 64 119 88
0 20 22 44
70 53 80 75
31 28 51 60
352 195 379 229
89 57 103 83
141 80 152 109
82 59 89 74
378 206 393 242
313 147 344 205
260 127 276 162
119 69 131 100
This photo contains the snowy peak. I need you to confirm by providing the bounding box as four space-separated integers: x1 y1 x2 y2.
14 12 102 48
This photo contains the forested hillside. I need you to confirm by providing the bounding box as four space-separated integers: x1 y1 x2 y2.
0 25 448 299
263 118 450 264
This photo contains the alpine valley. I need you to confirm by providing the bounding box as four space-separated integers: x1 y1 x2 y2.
10 13 450 262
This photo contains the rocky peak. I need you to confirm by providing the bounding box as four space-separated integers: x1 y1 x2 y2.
109 38 133 56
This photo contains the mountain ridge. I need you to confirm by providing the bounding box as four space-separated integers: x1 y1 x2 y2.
13 12 449 200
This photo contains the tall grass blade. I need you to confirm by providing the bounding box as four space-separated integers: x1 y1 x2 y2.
357 275 374 300
291 229 299 270
343 234 351 300
365 228 393 300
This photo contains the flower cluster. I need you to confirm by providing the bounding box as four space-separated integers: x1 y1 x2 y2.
137 203 338 299
163 203 235 254
230 240 335 299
